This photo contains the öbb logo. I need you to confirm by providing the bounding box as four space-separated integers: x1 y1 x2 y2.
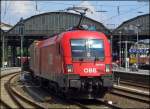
84 68 97 73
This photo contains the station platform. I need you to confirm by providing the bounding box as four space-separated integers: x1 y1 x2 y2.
113 67 150 76
0 67 21 76
113 67 149 86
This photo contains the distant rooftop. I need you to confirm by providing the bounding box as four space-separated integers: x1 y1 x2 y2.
0 22 13 31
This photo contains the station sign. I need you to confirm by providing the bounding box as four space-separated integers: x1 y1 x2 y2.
129 49 149 54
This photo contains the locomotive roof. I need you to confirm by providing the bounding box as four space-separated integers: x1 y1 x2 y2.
62 30 106 38
37 30 107 48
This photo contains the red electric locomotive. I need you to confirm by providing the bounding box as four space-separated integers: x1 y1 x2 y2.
29 30 113 99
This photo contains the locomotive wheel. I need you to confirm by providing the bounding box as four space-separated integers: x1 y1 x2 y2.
57 87 70 99
62 92 70 99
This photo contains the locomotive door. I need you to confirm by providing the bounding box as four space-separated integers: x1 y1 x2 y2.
36 48 41 75
38 48 41 74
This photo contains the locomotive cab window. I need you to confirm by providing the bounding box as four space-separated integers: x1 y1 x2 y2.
71 39 104 61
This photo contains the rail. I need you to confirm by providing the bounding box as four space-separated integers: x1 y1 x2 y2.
0 70 45 109
5 73 45 108
0 67 21 77
111 85 150 104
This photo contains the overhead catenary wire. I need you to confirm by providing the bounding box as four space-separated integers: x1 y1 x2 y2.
35 1 38 11
3 0 7 18
47 1 148 7
101 3 148 22
35 0 41 14
1 1 149 27
40 1 148 25
3 1 11 18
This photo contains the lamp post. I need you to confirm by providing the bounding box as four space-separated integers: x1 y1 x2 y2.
125 41 128 70
110 29 114 62
19 18 24 77
124 27 129 70
2 32 5 68
111 34 113 56
135 24 141 70
119 31 122 67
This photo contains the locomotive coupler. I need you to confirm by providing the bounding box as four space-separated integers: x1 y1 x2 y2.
88 81 93 93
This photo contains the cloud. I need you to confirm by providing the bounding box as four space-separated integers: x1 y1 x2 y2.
1 1 35 25
77 1 108 25
10 1 34 16
66 1 96 18
79 1 95 14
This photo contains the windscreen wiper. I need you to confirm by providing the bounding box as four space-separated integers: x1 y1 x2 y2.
79 58 84 62
94 55 99 62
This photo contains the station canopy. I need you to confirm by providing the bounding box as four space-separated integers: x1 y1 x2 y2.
7 12 110 37
113 14 149 36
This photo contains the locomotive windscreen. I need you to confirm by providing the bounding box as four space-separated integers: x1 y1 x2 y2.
71 39 104 60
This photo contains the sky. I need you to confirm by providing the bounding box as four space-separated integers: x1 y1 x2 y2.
1 1 149 29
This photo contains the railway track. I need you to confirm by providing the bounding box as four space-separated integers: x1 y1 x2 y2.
1 72 110 109
57 96 122 109
115 80 150 89
15 71 149 109
23 76 122 109
112 85 150 104
0 72 18 108
0 72 45 109
1 71 149 109
43 85 122 109
68 80 150 109
70 99 122 109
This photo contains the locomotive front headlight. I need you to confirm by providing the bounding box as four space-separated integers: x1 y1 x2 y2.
66 64 73 73
106 64 110 73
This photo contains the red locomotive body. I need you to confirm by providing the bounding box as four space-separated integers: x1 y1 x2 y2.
29 30 113 99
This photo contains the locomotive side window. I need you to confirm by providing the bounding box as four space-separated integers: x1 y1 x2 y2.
71 39 104 60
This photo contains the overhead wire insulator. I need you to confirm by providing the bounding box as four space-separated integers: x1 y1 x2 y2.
117 6 120 15
36 1 38 11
